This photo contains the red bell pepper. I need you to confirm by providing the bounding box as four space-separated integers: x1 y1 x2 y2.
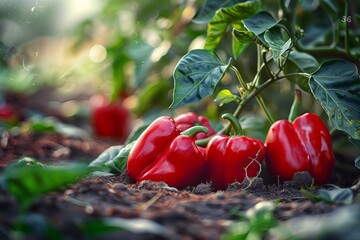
265 113 334 185
204 114 266 190
127 116 207 189
0 104 18 124
90 94 131 141
174 112 216 140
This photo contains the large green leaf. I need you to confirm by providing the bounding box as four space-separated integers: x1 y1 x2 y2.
193 0 242 24
89 141 135 175
2 160 93 209
309 60 360 140
264 27 292 61
170 49 231 108
285 51 319 92
204 0 261 50
301 188 353 205
288 51 319 73
243 11 278 47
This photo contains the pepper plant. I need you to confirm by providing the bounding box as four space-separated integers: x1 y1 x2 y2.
169 0 360 170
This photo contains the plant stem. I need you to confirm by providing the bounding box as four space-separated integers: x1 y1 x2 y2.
262 50 274 81
231 66 249 91
227 73 309 133
222 113 244 136
253 63 265 87
255 95 275 124
181 125 208 137
288 89 302 122
197 72 311 144
257 45 261 72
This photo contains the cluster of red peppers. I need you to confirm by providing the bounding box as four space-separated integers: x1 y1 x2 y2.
127 109 335 190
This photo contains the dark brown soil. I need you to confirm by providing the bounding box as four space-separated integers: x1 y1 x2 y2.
0 132 359 239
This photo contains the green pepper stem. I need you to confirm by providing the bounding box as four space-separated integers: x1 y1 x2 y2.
288 89 302 122
181 126 208 137
222 113 243 136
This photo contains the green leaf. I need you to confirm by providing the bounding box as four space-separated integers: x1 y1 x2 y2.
126 124 151 144
288 51 319 73
232 28 255 58
309 60 360 140
77 218 173 238
215 89 239 106
2 160 92 209
233 28 255 44
302 188 353 205
318 188 353 205
89 141 135 175
285 51 319 92
204 0 261 50
222 202 279 240
170 49 231 109
193 0 242 24
264 27 292 61
29 118 57 133
243 11 278 47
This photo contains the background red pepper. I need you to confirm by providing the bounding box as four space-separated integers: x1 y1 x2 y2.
203 114 266 190
0 104 19 124
127 116 207 189
265 113 335 185
174 112 216 140
90 94 131 141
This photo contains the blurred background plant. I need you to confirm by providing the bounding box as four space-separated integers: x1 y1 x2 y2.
0 0 212 139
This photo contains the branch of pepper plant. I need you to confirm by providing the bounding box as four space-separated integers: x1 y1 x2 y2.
230 66 250 92
195 72 311 146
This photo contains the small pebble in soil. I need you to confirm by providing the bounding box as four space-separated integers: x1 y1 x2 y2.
241 177 265 190
193 182 212 195
284 171 314 189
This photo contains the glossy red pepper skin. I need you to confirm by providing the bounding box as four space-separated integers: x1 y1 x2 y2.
204 135 266 190
90 94 131 141
265 113 334 185
174 112 216 140
127 116 206 189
